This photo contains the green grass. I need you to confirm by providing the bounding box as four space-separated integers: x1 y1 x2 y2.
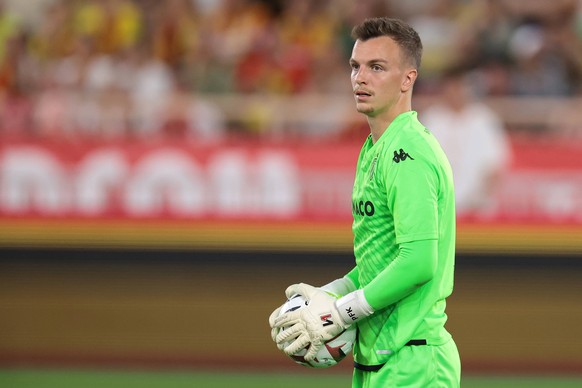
1 369 582 388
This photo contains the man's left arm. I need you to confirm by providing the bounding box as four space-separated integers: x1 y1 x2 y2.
362 238 437 310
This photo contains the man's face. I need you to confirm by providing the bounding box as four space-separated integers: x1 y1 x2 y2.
350 36 411 117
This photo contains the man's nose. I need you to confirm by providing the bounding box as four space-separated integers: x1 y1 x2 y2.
354 68 368 84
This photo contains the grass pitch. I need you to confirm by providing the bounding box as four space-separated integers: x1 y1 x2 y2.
1 369 582 388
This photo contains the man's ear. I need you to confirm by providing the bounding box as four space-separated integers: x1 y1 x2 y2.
402 68 418 92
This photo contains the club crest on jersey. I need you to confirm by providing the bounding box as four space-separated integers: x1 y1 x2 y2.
320 314 334 327
393 149 414 163
368 154 379 180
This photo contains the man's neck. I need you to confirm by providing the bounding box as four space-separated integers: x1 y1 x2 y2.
367 108 411 144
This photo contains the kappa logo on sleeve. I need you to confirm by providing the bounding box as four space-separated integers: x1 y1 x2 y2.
392 149 414 163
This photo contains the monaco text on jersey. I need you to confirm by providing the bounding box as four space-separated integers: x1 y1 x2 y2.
352 199 375 217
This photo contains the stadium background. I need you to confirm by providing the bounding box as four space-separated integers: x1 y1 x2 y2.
1 0 582 386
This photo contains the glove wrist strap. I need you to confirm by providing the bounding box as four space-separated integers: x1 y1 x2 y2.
335 289 374 326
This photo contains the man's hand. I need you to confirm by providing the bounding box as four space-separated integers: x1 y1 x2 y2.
268 302 285 346
271 283 349 362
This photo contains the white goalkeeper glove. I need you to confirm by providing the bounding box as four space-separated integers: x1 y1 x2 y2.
268 301 286 345
269 277 356 344
271 283 374 362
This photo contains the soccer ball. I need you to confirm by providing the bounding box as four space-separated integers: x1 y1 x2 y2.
276 294 356 368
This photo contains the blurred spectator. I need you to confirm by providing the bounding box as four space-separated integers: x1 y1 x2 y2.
543 5 582 95
28 0 75 61
457 0 517 67
79 49 133 138
0 1 19 59
275 0 338 93
72 0 142 54
421 66 512 215
0 82 33 136
506 0 582 96
161 81 226 142
151 0 200 71
408 0 463 77
0 1 21 92
126 42 175 137
508 23 573 96
51 37 94 91
0 0 579 140
33 75 73 138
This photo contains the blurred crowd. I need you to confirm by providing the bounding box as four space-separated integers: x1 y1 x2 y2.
0 0 581 141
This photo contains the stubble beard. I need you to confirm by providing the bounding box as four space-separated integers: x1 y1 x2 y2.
356 102 375 116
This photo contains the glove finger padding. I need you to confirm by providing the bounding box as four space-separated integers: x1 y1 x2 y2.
281 285 348 362
285 310 326 360
271 283 315 347
275 312 304 344
272 308 301 331
304 338 324 361
281 326 312 356
274 312 305 353
268 305 282 342
285 283 319 300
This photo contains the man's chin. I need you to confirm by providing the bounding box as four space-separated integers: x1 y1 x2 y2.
356 104 374 115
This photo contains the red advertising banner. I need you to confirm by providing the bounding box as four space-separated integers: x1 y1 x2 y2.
1 137 582 222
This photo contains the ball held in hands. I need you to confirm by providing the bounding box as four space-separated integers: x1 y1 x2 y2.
270 290 356 368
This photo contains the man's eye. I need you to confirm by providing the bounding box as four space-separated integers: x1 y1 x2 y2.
372 65 383 71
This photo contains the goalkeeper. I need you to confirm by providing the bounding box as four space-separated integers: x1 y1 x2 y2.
269 17 461 387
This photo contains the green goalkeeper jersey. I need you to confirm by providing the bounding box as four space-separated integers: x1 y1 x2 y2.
350 111 456 366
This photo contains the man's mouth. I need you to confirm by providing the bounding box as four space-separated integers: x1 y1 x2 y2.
355 90 372 100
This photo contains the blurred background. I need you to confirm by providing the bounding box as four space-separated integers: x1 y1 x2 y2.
0 0 582 386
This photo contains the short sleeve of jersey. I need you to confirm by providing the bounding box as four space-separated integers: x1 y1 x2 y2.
384 148 439 244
